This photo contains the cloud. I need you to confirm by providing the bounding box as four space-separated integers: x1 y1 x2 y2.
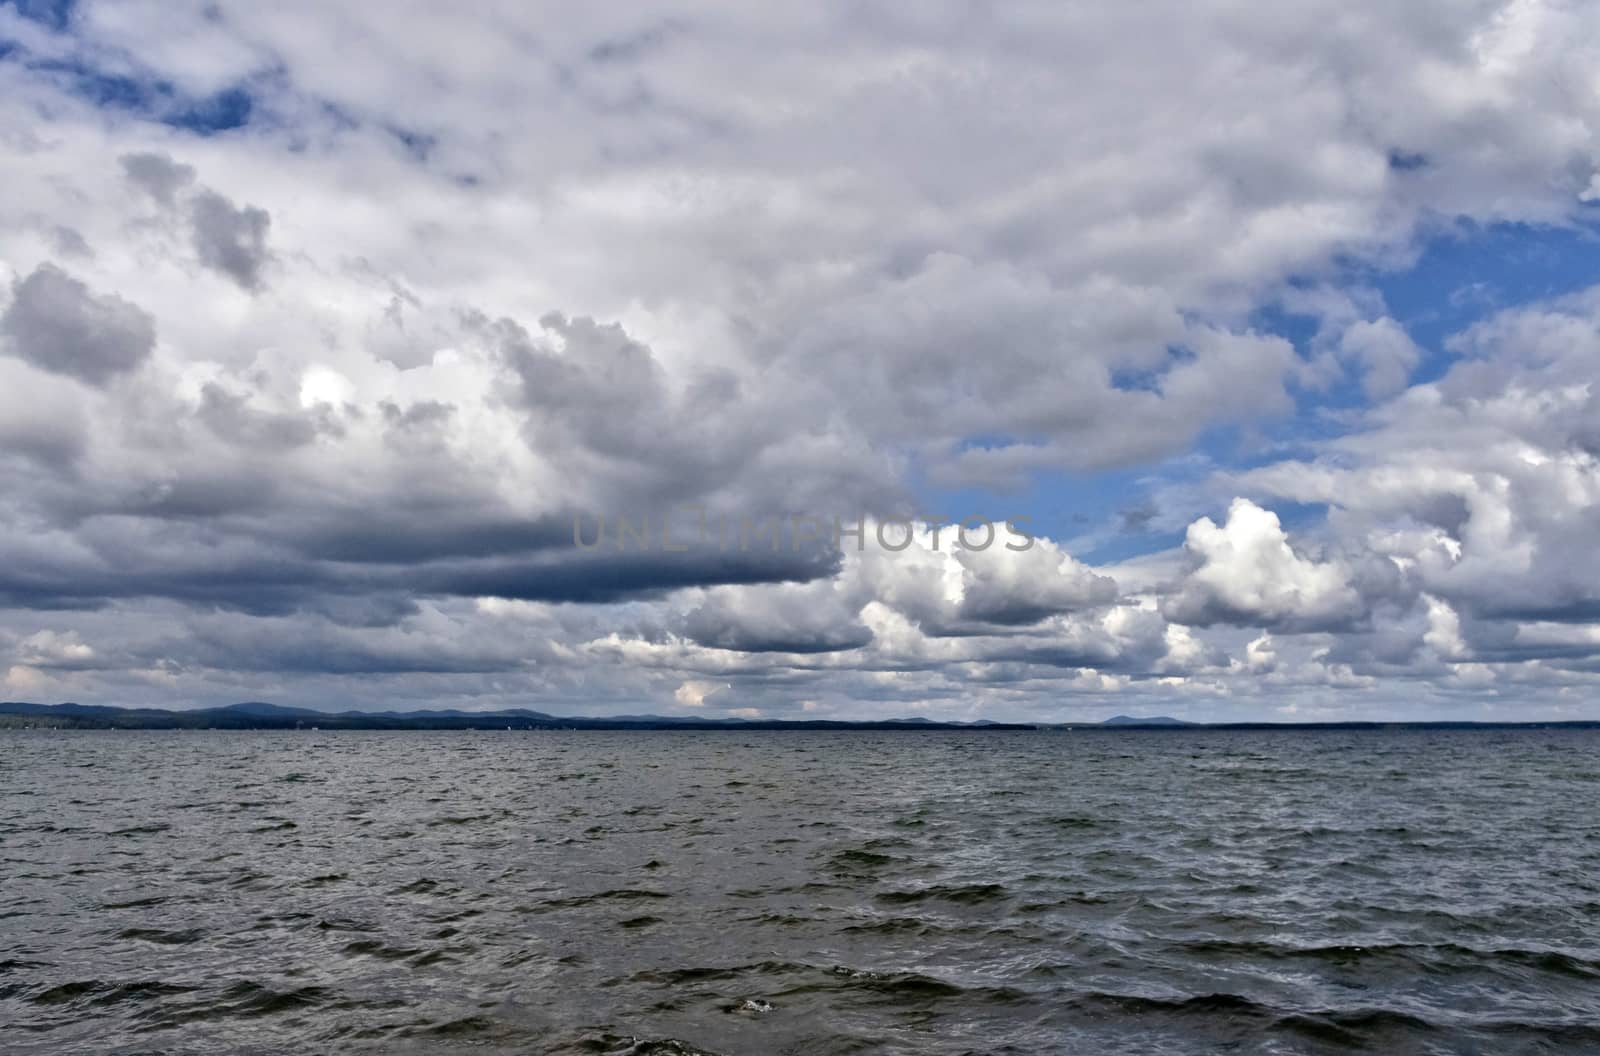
119 151 272 290
0 2 1599 719
13 628 96 667
187 188 272 291
1165 499 1363 631
674 679 727 707
1201 283 1600 698
120 151 196 206
683 579 873 654
0 357 88 466
1340 317 1423 399
953 538 1118 627
0 264 156 385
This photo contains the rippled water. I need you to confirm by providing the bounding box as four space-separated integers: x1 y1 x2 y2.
3 730 1599 1054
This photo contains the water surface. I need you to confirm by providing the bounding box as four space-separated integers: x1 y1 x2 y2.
2 729 1598 1054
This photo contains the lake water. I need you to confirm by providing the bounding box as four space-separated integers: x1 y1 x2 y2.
2 729 1598 1054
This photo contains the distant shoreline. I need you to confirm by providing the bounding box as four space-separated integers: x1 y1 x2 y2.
3 702 1598 733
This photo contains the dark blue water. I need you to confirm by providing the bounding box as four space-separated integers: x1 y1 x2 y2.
2 729 1598 1054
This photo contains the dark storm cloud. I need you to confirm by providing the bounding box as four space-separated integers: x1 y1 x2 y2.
0 282 854 622
286 514 575 566
0 504 844 620
409 544 843 606
0 264 155 385
682 601 873 655
180 618 528 675
1474 598 1600 626
955 573 1119 628
683 626 874 654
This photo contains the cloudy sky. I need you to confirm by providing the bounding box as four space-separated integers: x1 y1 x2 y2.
3 0 1600 721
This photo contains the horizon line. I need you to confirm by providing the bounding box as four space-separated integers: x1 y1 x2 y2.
5 701 1600 732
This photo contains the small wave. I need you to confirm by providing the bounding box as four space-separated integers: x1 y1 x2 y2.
824 966 1029 1004
827 848 899 871
632 961 810 985
1063 989 1450 1044
619 915 663 929
1067 991 1272 1018
208 981 333 1019
29 979 197 1008
108 823 170 837
583 1035 728 1056
1172 938 1600 979
839 916 932 935
314 915 379 933
409 949 461 967
543 889 671 909
116 927 204 945
341 940 423 960
30 980 107 1005
1043 815 1105 830
300 872 346 887
425 1014 500 1035
98 895 169 909
1272 1008 1440 1046
878 882 1009 905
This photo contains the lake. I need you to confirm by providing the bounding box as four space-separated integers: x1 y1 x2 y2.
2 729 1597 1054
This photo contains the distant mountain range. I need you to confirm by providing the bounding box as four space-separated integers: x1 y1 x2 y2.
2 701 1598 732
0 700 1037 731
1100 714 1194 727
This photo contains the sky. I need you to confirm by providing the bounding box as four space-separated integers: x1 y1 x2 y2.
3 0 1600 722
